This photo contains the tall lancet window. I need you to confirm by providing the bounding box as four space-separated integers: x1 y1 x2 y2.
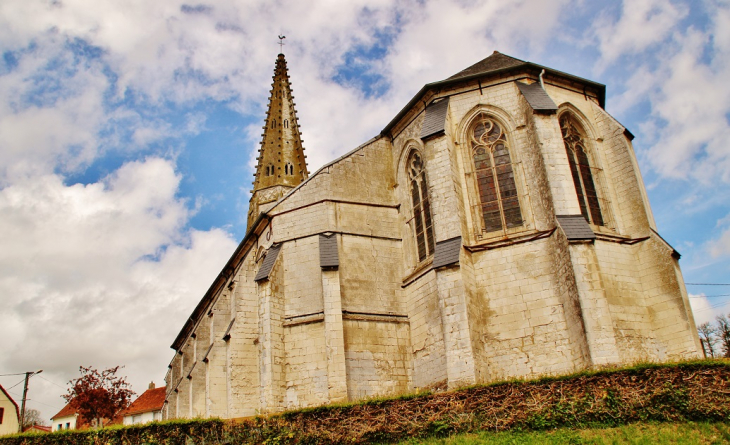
560 114 604 226
407 151 435 262
470 114 522 233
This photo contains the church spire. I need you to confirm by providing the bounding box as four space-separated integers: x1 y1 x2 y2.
248 53 309 230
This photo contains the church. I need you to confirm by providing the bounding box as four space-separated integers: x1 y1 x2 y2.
163 51 702 419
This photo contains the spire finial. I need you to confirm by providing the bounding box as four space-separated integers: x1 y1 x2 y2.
278 35 286 53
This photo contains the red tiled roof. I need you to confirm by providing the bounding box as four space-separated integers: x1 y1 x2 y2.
50 401 94 429
51 400 128 428
0 384 19 422
120 386 166 416
23 424 51 433
51 401 77 420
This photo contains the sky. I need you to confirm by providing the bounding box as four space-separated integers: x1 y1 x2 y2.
0 0 729 424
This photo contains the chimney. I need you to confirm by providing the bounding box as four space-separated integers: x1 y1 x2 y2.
149 382 155 390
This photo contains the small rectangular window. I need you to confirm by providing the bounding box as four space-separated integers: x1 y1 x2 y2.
0 406 4 424
58 424 62 431
66 422 70 429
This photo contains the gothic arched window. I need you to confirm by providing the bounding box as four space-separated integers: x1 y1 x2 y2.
265 164 274 176
407 151 435 262
470 114 522 233
560 114 604 226
284 119 289 128
285 162 293 175
271 119 277 129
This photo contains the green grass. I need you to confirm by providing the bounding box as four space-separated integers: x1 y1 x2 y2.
399 422 730 444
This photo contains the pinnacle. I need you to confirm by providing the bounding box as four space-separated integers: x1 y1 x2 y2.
248 52 309 229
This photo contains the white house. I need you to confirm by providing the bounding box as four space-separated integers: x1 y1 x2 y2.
121 383 165 425
50 402 81 431
0 384 19 436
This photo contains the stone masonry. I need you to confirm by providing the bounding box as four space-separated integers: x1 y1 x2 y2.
163 51 701 419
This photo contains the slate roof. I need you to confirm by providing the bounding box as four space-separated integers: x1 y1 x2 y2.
319 234 339 268
382 51 606 137
254 244 282 281
120 386 166 417
448 51 526 80
433 236 462 269
420 98 450 139
556 215 596 240
515 81 558 113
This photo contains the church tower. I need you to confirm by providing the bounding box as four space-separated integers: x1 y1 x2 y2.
247 53 309 231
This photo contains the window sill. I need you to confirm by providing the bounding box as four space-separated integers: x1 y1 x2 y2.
592 224 627 237
465 228 556 252
401 257 434 288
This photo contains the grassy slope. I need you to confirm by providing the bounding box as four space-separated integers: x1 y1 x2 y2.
401 422 730 445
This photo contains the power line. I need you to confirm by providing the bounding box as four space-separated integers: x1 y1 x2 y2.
686 283 730 286
38 375 66 390
24 398 64 410
693 301 729 312
0 372 30 377
5 378 26 391
689 294 730 299
6 388 21 397
6 388 64 411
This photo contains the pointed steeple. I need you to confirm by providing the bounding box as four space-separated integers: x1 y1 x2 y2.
247 53 309 230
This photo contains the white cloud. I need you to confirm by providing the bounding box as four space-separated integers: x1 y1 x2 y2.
594 1 730 185
0 158 237 420
690 293 730 327
593 0 687 70
708 213 730 258
642 30 730 182
1 0 580 174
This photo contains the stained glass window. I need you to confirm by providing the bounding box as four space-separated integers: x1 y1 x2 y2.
560 114 604 226
407 151 435 262
470 114 522 233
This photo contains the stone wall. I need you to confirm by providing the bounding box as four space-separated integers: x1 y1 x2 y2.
164 66 701 422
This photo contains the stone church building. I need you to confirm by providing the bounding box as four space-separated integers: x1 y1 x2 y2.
163 51 701 419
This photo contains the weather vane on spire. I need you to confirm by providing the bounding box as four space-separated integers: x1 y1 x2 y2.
278 35 286 53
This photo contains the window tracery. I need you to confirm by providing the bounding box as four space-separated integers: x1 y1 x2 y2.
469 114 522 233
560 114 604 226
285 162 293 175
407 151 435 262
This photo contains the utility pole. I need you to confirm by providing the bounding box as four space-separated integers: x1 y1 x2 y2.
18 370 42 433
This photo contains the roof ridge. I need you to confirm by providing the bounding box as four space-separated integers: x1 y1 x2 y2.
447 51 527 80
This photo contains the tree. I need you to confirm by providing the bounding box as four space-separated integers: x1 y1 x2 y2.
698 322 718 358
21 409 46 429
715 314 730 358
64 366 135 428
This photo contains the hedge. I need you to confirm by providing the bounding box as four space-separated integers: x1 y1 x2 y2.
3 360 729 444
